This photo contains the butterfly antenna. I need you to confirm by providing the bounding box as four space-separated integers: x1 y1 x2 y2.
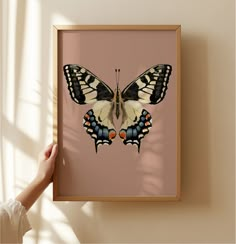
118 69 120 88
115 68 120 88
115 69 117 86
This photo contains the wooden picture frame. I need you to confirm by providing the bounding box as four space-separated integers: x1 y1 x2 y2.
53 25 181 201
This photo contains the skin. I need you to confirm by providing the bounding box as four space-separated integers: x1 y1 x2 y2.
16 143 58 211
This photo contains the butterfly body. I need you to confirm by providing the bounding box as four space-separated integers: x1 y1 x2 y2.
64 64 172 152
114 87 121 119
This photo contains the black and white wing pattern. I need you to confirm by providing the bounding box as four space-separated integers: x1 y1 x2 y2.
64 64 114 104
121 64 172 104
64 64 172 153
119 64 172 152
64 64 116 152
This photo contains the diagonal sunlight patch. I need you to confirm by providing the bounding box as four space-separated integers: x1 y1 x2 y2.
2 0 17 124
39 190 79 244
81 202 94 218
13 0 42 143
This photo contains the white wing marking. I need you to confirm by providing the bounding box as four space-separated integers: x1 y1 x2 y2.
93 101 114 129
90 79 100 89
137 91 151 104
136 79 146 89
121 101 142 128
84 92 97 103
142 87 153 94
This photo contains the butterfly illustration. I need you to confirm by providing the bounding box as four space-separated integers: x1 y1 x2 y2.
63 64 172 153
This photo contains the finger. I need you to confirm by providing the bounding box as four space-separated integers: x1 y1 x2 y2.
49 144 58 160
44 143 54 158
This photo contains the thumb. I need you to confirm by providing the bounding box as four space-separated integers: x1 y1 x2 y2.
49 144 58 160
44 143 54 158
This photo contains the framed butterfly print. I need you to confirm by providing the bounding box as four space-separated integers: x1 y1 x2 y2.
53 25 181 201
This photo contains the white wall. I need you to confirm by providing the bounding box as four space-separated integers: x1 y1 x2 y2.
0 0 235 243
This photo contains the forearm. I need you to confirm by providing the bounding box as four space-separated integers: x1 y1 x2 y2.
16 178 49 211
16 143 57 211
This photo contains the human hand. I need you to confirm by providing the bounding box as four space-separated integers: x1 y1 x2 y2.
16 143 58 210
35 143 58 186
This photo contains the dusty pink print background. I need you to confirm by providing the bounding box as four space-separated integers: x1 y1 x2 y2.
56 30 177 197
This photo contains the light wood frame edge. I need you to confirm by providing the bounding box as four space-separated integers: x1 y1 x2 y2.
53 26 59 200
176 26 181 200
54 25 180 31
52 25 181 202
53 195 180 202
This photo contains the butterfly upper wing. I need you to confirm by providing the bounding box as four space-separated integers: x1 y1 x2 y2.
121 64 172 104
64 64 114 104
63 64 116 152
119 64 172 152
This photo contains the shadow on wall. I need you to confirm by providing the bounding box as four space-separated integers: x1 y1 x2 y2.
181 33 210 206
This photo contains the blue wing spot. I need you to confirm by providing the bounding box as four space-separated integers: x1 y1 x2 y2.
98 129 103 137
132 129 138 137
136 126 141 131
126 128 133 139
88 110 93 116
91 122 96 127
140 116 146 122
103 128 109 138
142 110 148 115
139 122 144 127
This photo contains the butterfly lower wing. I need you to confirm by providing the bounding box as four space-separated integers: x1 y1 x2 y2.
120 64 172 152
119 101 152 152
83 101 116 153
64 64 114 104
121 64 172 104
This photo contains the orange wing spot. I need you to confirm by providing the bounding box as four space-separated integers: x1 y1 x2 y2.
84 114 90 119
146 114 151 119
119 131 126 140
109 130 116 140
145 122 151 126
85 121 90 126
